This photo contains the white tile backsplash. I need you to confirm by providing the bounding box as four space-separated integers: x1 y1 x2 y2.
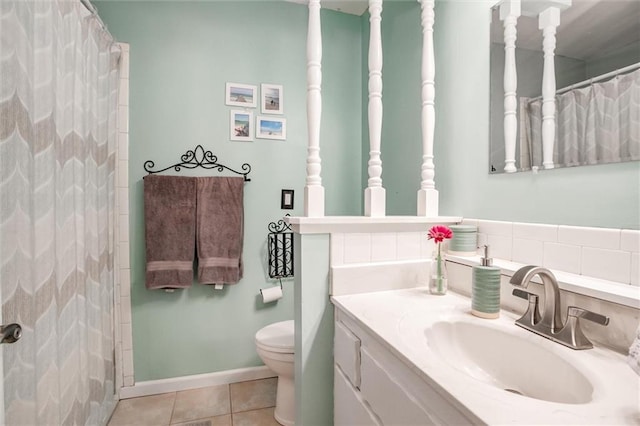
512 238 544 265
468 218 637 285
396 232 422 260
581 247 631 284
477 220 513 237
558 225 621 250
331 233 345 267
513 222 558 242
621 230 640 253
421 237 436 259
329 219 638 307
476 233 488 252
344 233 371 264
332 230 429 269
487 234 512 260
543 242 582 274
631 253 640 286
371 233 397 262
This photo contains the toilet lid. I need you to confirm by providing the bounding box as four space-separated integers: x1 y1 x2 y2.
255 320 294 353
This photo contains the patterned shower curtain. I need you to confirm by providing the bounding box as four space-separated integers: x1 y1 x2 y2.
0 1 120 424
519 68 640 170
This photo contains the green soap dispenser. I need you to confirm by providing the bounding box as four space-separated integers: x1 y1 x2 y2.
471 245 501 319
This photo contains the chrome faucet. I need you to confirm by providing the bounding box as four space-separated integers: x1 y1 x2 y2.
510 266 609 350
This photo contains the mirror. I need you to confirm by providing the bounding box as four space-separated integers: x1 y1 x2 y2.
489 0 640 174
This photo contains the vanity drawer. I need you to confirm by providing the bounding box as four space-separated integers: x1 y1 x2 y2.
334 366 381 426
334 320 361 388
360 346 432 425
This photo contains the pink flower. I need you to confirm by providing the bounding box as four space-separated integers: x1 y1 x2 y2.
428 225 453 243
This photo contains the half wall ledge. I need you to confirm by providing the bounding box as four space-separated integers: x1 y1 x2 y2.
285 216 462 234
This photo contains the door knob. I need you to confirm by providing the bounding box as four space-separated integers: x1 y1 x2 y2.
1 323 22 344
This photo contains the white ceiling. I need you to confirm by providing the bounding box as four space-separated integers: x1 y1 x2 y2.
491 0 640 61
290 0 639 62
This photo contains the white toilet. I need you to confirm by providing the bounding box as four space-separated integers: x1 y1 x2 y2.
255 320 295 426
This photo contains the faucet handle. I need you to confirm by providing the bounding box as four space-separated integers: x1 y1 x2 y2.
554 306 609 350
567 306 610 326
512 288 534 301
512 289 541 327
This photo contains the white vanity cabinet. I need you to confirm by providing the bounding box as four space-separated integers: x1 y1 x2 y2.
333 308 477 426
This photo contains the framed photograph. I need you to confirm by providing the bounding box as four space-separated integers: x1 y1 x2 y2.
230 110 254 141
281 189 294 210
261 84 283 114
256 116 286 140
226 82 257 108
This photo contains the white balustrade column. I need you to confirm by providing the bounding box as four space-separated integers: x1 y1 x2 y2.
539 7 560 170
365 0 386 217
500 0 520 173
304 0 325 217
417 0 438 216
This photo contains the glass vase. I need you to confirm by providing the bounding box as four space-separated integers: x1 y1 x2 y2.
429 244 448 295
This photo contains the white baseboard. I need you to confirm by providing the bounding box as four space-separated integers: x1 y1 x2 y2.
119 365 275 400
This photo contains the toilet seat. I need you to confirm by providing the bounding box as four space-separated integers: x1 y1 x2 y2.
255 320 294 354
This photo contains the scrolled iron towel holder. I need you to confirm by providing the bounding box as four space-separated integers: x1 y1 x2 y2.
143 144 252 181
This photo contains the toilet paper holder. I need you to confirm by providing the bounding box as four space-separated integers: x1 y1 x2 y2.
259 279 284 303
267 216 294 279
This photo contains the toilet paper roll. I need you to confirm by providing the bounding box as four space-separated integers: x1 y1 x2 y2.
260 286 283 303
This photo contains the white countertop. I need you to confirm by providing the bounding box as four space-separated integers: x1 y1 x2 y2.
332 288 640 425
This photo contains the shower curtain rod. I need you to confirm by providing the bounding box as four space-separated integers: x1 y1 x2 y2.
556 61 640 95
527 61 640 102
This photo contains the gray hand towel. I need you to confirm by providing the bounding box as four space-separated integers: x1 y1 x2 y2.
144 175 197 289
196 176 244 284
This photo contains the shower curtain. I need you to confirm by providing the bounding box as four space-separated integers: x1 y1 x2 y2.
519 68 640 170
0 1 120 424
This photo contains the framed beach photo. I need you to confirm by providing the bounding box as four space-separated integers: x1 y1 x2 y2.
225 82 257 108
230 110 254 142
261 84 283 114
256 116 286 140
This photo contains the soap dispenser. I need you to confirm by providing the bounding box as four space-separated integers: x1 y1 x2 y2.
471 245 501 319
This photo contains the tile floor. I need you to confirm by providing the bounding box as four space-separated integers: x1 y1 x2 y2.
108 378 280 426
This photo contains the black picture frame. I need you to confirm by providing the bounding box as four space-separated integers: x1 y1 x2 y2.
281 189 294 210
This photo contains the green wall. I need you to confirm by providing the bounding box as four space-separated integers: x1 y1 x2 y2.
378 0 639 229
96 1 362 381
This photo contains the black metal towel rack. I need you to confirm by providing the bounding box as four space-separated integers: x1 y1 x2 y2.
267 216 294 279
144 144 252 181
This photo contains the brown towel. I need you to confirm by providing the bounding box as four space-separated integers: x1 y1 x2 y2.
143 175 197 289
196 177 244 284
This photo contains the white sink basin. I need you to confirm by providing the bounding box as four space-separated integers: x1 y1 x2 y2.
425 321 593 404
